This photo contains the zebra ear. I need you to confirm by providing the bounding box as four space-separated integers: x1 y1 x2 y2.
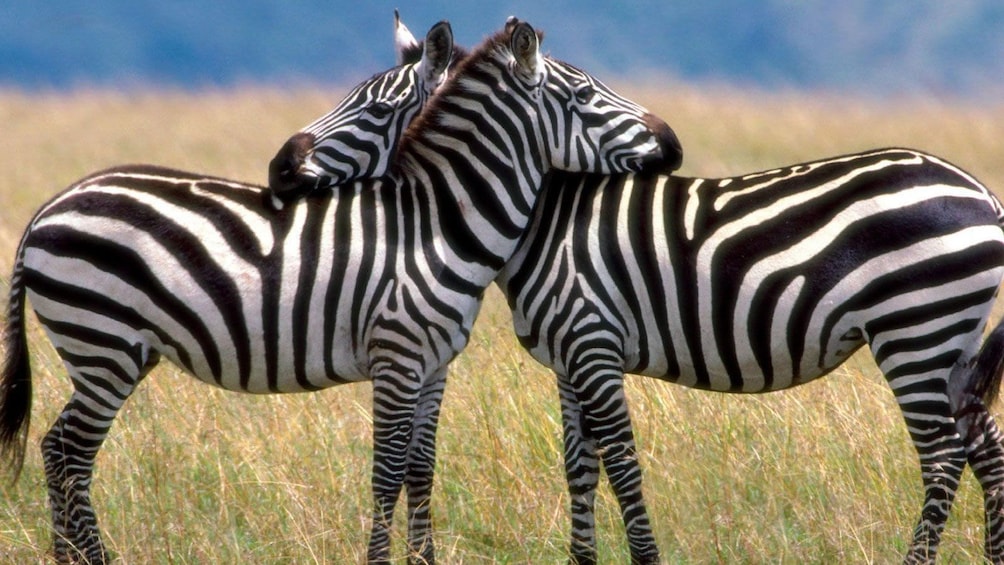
510 21 540 76
419 21 453 84
394 9 420 66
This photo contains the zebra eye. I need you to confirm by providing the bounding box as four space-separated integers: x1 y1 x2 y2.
574 84 596 104
365 102 394 119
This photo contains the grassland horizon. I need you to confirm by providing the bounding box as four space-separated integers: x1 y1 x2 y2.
1 83 1004 563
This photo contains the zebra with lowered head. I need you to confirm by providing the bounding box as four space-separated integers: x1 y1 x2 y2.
271 21 1004 565
267 10 462 202
0 19 681 565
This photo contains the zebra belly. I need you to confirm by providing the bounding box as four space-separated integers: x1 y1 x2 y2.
24 283 372 395
22 239 374 393
512 232 1003 394
510 310 860 393
630 333 865 393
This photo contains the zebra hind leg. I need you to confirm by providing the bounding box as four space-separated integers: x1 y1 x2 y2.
901 421 966 565
956 402 1004 562
44 390 128 565
874 341 968 562
950 319 1004 563
888 374 968 565
43 342 152 564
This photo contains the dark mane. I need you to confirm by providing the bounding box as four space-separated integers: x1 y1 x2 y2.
396 28 513 163
449 45 471 68
399 43 424 66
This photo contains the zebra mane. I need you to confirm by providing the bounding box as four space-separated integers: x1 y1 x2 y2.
399 43 423 66
395 27 519 165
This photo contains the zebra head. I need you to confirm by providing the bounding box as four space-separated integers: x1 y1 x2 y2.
442 19 681 176
504 17 683 174
267 15 456 202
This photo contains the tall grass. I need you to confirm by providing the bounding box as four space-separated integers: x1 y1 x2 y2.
1 84 1003 563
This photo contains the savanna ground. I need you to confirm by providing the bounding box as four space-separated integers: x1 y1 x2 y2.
1 84 1004 563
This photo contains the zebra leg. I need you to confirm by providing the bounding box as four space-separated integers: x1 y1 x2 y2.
954 398 1004 562
44 395 109 565
403 368 448 565
556 375 601 564
367 369 423 564
44 358 147 565
879 357 967 563
563 363 659 565
899 410 966 565
949 320 1004 562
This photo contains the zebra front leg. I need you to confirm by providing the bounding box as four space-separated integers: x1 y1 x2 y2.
556 375 601 565
563 365 660 565
403 369 448 565
367 370 423 564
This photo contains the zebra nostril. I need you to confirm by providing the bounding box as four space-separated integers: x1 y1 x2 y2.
268 132 317 194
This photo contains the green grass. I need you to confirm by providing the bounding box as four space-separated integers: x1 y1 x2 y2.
1 85 1004 562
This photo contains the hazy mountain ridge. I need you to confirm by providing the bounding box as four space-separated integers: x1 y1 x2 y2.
2 1 1002 97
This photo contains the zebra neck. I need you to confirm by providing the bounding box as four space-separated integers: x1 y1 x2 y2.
393 47 549 285
397 136 545 287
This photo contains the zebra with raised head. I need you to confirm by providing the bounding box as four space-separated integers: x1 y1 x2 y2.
0 20 681 565
271 25 1004 565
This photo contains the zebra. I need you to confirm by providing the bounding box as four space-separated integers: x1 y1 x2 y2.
270 25 1004 565
498 158 1004 564
0 20 682 565
266 11 462 204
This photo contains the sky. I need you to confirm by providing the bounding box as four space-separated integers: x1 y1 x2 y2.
2 1 1003 99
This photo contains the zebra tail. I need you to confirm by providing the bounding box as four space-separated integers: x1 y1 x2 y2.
959 318 1004 415
953 182 1004 415
0 249 32 483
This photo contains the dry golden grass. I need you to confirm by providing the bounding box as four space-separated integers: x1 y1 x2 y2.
1 84 1004 563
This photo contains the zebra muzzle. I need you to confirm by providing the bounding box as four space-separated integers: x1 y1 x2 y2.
268 132 319 196
644 112 684 173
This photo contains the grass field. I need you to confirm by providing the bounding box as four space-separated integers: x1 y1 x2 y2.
2 84 1004 563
